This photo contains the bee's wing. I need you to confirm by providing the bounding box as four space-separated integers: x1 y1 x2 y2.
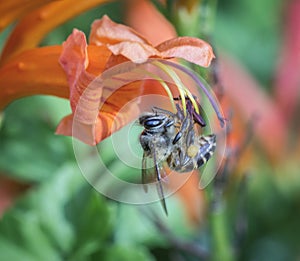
151 148 168 216
155 173 168 216
142 152 154 193
141 151 168 215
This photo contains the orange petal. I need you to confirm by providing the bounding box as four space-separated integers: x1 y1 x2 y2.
56 82 143 145
0 46 68 111
156 37 215 67
94 82 143 143
59 29 88 91
0 0 111 64
59 29 111 114
59 29 105 129
58 29 143 145
87 45 112 75
90 15 160 63
0 0 52 32
56 114 74 137
106 41 159 64
90 15 151 45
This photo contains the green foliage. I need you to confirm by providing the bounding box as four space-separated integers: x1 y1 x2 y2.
0 97 74 182
215 0 282 87
41 1 124 46
0 165 83 261
103 245 155 261
225 162 300 261
0 165 157 261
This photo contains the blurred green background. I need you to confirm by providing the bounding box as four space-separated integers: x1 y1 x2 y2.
1 0 300 261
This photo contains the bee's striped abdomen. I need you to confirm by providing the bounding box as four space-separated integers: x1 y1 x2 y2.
197 134 216 167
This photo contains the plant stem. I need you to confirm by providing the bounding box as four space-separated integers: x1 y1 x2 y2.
209 189 234 261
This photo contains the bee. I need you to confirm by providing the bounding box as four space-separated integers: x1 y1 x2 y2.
139 98 216 215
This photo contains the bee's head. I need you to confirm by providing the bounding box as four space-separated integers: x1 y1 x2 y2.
139 113 174 133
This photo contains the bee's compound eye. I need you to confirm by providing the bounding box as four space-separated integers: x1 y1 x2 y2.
144 118 163 128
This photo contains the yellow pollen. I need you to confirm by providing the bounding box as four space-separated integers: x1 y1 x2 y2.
187 144 199 157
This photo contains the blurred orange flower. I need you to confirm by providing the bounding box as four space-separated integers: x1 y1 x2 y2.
0 0 112 110
0 0 112 216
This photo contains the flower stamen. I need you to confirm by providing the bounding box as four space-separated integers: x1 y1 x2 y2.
152 60 200 116
136 68 176 111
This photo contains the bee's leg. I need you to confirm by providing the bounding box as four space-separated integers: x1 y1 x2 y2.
175 103 184 121
177 118 197 168
152 106 175 117
186 98 206 127
172 112 191 144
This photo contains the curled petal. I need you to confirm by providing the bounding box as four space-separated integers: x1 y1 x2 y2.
90 15 159 64
59 29 88 91
106 41 159 64
59 29 111 113
156 37 215 67
89 16 215 67
60 29 94 114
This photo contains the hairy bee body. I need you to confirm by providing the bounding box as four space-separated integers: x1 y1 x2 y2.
139 110 176 163
139 103 216 214
167 134 216 172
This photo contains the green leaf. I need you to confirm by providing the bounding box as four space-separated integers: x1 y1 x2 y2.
103 245 155 261
65 185 112 260
0 237 37 261
113 197 195 247
0 96 74 182
0 163 93 260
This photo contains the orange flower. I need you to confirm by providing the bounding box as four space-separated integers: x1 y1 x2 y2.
0 0 217 146
0 0 112 215
0 0 219 220
56 15 216 145
0 0 112 110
